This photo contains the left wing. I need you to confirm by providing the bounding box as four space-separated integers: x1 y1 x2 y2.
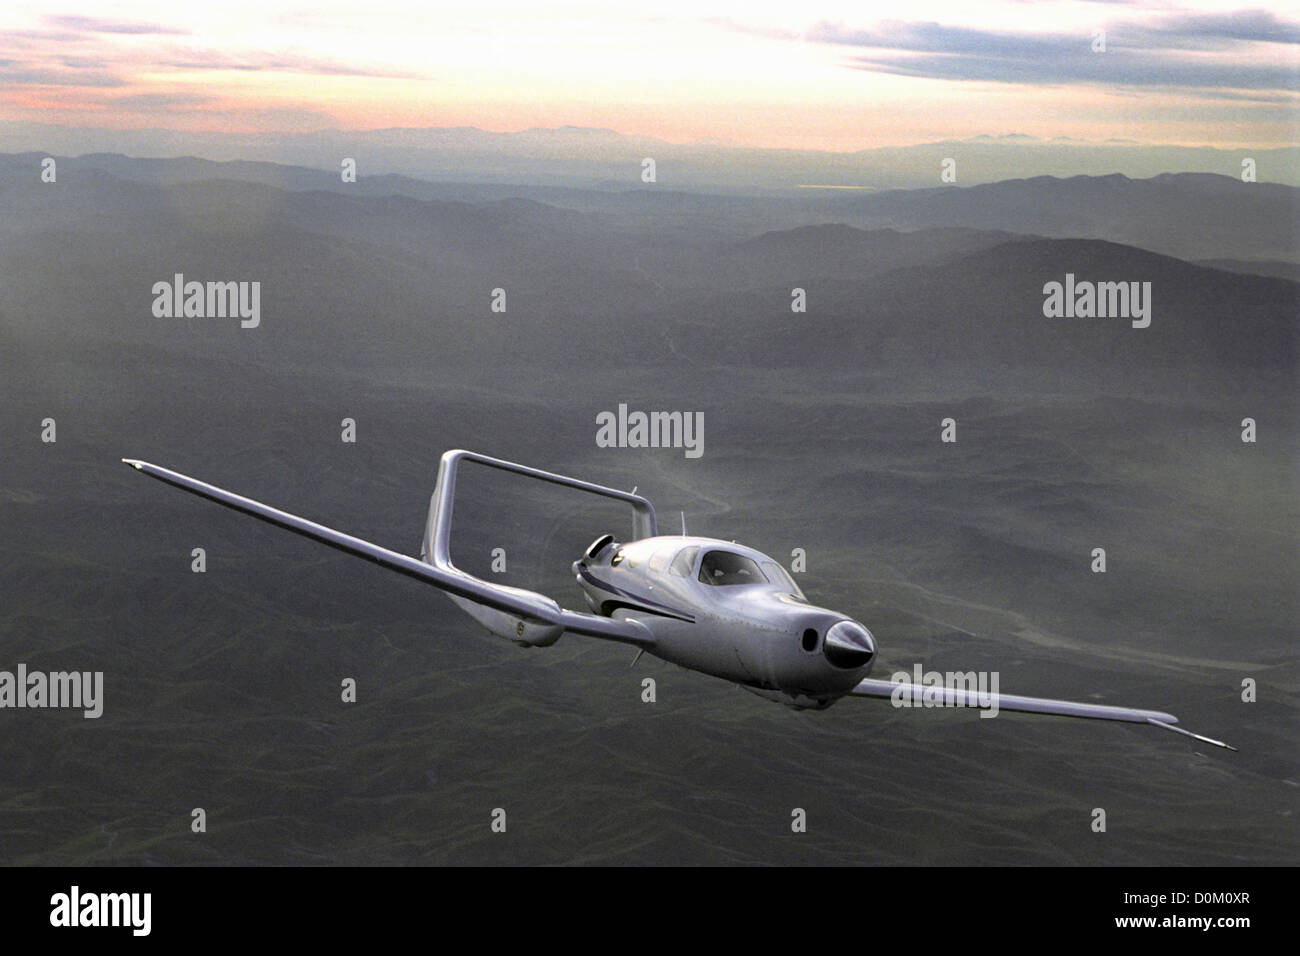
849 678 1235 751
121 458 654 649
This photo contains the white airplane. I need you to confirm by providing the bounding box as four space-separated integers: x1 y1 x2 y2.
122 449 1234 751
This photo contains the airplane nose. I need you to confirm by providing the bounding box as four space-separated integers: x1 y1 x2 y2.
823 620 876 669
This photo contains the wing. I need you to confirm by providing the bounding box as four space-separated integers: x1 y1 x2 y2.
849 678 1235 750
121 458 654 649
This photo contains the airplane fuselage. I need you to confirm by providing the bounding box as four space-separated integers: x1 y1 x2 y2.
572 534 877 708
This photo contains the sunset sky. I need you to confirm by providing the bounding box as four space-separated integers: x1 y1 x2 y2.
1 2 1296 151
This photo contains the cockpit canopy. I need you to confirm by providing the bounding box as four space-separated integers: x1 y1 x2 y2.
696 548 804 598
698 550 765 586
594 538 804 599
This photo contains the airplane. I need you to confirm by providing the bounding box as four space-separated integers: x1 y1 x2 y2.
121 448 1235 751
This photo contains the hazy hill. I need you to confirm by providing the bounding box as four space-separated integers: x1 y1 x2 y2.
1 162 1293 404
705 223 1022 287
839 173 1300 263
6 121 1298 189
5 155 1296 265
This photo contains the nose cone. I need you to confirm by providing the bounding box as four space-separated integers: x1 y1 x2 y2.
823 620 876 669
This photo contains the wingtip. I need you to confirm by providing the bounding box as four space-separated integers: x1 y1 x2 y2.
121 458 145 470
1147 718 1236 752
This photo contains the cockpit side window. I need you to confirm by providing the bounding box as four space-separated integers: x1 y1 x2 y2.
698 550 769 587
668 546 699 577
762 561 805 599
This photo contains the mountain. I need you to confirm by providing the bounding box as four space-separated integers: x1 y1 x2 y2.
7 153 1294 264
4 122 1298 190
834 173 1300 263
704 223 1021 287
1193 258 1300 282
1 159 1292 402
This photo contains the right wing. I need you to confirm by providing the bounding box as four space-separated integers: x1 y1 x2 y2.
849 678 1235 750
121 458 655 648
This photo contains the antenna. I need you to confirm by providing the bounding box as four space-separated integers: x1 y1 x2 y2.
681 511 687 535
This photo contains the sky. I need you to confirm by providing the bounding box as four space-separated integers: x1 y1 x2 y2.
0 1 1296 151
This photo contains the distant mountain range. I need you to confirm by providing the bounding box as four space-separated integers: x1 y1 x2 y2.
837 174 1300 263
4 153 1297 265
4 122 1297 190
1 153 1292 400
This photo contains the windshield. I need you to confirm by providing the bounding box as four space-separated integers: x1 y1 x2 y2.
698 550 769 587
761 561 805 599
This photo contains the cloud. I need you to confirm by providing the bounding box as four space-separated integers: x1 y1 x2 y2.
0 22 422 89
0 66 125 87
807 21 1070 58
848 51 1298 91
1189 87 1296 103
108 92 217 109
42 15 189 36
0 30 86 44
157 49 421 79
1152 9 1300 46
796 14 1300 91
